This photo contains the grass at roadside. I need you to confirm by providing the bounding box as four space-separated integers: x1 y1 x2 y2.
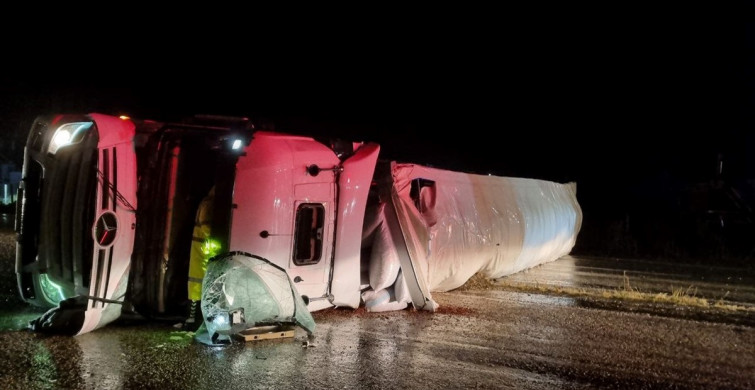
0 231 23 307
460 272 755 314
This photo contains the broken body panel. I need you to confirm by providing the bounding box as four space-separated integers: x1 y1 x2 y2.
15 113 583 335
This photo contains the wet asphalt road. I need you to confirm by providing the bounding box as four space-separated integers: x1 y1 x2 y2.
1 286 753 390
1 226 754 389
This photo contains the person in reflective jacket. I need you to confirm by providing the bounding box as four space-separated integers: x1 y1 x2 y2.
185 186 217 330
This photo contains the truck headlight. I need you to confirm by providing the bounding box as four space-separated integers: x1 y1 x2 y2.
48 121 93 155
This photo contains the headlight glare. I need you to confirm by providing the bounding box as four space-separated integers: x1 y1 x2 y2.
48 121 93 154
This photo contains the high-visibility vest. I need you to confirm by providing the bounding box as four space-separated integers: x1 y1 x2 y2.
188 187 215 301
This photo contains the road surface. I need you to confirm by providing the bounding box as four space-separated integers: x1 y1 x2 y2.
0 228 753 389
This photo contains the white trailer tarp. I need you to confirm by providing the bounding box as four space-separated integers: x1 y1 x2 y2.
385 162 582 308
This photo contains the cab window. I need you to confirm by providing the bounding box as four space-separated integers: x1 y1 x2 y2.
293 203 325 265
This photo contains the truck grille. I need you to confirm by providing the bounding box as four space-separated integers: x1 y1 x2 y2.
38 144 98 292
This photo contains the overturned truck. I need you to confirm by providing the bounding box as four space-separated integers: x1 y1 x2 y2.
15 113 582 336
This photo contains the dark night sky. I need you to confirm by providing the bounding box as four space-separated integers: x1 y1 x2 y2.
1 8 753 232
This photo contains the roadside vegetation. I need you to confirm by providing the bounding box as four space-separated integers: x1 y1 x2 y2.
459 272 755 314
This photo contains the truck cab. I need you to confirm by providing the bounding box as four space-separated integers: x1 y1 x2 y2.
16 114 139 334
16 113 378 334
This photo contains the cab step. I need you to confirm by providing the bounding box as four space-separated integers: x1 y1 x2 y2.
236 325 296 342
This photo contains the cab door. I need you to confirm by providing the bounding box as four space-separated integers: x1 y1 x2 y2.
287 181 336 310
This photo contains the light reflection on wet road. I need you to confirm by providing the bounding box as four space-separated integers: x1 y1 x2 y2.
0 253 753 389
